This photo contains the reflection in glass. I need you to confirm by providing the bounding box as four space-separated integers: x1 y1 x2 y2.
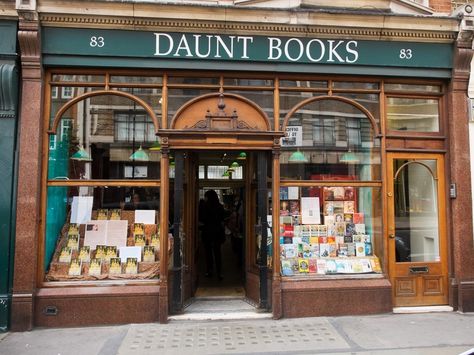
48 93 161 180
387 97 439 132
280 99 381 181
226 90 274 128
394 160 439 262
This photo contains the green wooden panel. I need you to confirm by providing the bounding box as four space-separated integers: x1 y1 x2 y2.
42 27 453 69
43 55 452 79
0 62 18 332
0 21 17 56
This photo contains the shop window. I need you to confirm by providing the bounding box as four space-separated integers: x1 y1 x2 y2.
52 74 105 83
384 83 441 93
45 80 161 283
386 97 440 132
44 186 161 282
109 75 162 85
48 94 160 181
279 80 327 88
332 82 379 90
280 98 381 181
223 78 274 86
279 97 382 277
279 186 383 276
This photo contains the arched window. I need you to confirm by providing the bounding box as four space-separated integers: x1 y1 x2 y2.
278 97 383 277
280 97 380 181
44 81 162 283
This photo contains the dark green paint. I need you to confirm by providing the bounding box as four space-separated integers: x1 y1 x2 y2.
0 21 17 58
0 62 18 332
42 27 453 70
43 55 452 79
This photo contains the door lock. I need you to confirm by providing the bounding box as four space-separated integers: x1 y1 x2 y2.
388 234 396 239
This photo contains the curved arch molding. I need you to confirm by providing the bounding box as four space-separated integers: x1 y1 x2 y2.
281 95 380 137
47 90 160 135
171 92 271 131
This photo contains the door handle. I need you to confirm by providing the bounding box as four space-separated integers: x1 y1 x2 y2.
389 234 396 239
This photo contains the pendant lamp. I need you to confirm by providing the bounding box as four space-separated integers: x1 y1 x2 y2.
129 146 150 162
237 152 247 160
71 145 92 161
230 161 240 169
288 149 308 163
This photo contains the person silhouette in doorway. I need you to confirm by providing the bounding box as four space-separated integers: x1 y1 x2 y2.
199 190 226 280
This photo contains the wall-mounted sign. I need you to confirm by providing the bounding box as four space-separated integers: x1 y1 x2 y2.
43 28 453 69
281 126 303 147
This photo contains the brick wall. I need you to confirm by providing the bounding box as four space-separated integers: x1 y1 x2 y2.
450 0 469 12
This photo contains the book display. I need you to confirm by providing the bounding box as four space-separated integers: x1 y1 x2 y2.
45 200 162 281
279 186 382 276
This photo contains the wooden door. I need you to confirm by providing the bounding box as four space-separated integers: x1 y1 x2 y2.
387 153 448 307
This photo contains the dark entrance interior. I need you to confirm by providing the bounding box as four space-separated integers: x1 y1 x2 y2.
169 149 270 314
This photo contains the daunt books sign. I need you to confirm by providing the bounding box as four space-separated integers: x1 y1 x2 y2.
43 28 453 69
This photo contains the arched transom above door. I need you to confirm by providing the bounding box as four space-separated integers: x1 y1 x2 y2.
171 92 270 131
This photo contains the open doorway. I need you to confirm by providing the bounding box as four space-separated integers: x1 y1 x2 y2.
196 186 245 297
169 149 271 316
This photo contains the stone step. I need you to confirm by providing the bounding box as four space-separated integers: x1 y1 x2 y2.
168 298 272 321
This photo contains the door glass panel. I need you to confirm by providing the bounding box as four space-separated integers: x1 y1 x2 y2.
394 159 439 262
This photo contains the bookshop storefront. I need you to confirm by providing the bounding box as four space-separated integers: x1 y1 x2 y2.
11 11 474 330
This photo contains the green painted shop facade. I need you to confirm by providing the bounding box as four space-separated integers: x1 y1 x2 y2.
0 19 19 332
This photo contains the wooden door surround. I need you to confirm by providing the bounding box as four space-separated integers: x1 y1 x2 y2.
159 92 281 150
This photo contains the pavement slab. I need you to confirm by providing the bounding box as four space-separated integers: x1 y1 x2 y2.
117 318 350 355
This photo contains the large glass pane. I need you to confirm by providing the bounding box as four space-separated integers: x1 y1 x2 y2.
167 76 220 85
279 186 383 276
333 82 379 90
110 76 162 85
279 80 327 88
51 74 105 83
385 84 441 93
48 94 161 180
387 97 439 132
394 160 439 262
223 78 273 86
44 186 161 281
280 99 381 180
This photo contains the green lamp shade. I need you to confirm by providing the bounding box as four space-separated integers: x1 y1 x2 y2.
149 140 161 151
288 150 308 163
230 161 240 169
169 160 175 167
222 170 230 177
339 151 360 164
71 145 92 161
129 146 150 162
237 152 247 160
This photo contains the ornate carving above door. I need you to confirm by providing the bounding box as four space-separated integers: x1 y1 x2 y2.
171 92 270 132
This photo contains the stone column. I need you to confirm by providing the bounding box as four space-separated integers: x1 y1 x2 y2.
11 11 43 331
448 38 474 312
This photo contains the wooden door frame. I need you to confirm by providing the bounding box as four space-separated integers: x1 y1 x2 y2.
386 152 448 306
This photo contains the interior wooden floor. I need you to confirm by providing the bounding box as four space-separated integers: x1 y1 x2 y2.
194 234 245 298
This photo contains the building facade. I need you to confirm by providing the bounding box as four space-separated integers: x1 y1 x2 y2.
8 0 474 330
0 4 19 331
